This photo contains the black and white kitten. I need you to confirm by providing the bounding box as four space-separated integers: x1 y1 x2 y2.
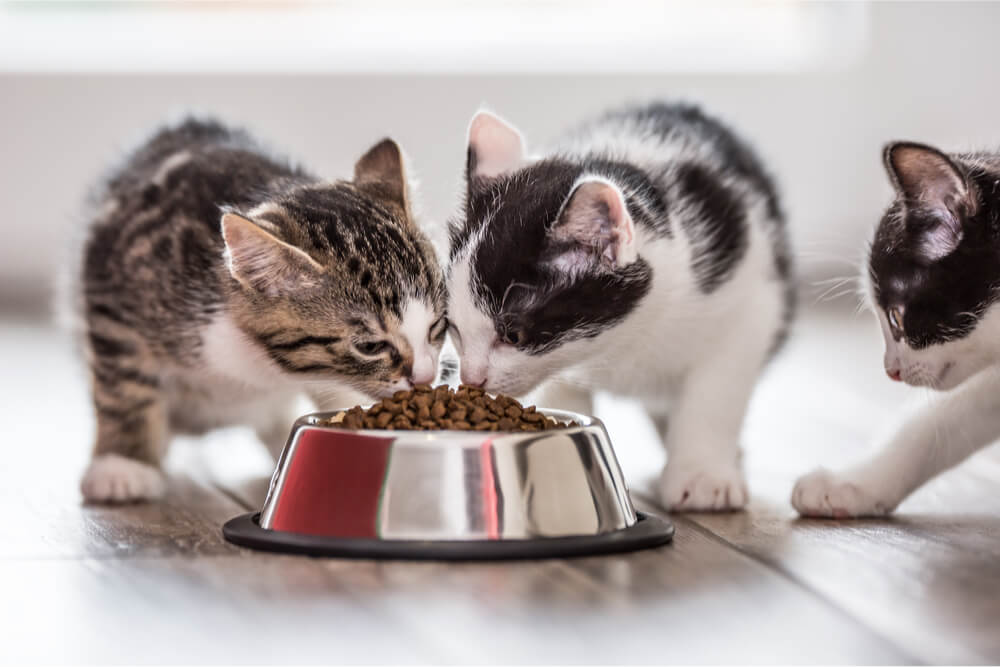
447 103 794 511
795 142 1000 517
70 118 446 503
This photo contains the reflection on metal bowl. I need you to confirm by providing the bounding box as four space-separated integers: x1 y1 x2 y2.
223 409 673 560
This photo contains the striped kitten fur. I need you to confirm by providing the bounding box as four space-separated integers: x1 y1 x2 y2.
72 118 446 503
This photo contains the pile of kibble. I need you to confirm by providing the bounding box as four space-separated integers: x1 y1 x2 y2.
321 384 571 431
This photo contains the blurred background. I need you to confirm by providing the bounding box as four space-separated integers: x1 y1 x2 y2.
2 0 999 313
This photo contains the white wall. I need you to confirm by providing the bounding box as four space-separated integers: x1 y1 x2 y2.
3 2 999 311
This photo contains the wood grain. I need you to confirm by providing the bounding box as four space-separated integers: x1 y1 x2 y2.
655 308 1000 664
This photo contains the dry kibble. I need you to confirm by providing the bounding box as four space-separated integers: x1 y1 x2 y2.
318 384 573 432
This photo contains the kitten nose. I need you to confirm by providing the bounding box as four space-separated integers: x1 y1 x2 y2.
409 370 435 386
460 368 487 388
887 368 902 381
409 353 437 386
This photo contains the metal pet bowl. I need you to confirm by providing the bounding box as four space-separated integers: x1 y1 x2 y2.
223 409 674 560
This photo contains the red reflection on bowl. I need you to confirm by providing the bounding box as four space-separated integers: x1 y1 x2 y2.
269 429 393 538
479 438 500 540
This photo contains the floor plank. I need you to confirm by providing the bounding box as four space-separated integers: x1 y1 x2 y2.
218 466 908 663
680 504 1000 665
0 524 908 664
0 556 442 664
672 308 1000 664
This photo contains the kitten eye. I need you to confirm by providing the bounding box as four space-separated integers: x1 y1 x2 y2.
888 306 904 335
355 340 389 356
500 330 523 346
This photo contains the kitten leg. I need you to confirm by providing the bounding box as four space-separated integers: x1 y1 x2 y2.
530 380 594 416
657 330 768 512
80 358 168 503
793 369 1000 518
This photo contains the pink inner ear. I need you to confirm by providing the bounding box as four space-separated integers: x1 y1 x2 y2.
553 179 636 270
468 112 525 179
221 212 322 296
891 146 966 204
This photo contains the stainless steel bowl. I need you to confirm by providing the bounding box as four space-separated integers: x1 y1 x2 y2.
223 409 673 560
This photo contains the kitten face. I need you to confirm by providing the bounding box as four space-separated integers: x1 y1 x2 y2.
868 142 1000 389
224 139 447 398
447 112 650 396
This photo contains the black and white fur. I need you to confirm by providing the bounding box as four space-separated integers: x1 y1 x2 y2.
794 142 1000 517
447 103 794 511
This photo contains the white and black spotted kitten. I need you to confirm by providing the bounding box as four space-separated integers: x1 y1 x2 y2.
71 118 446 503
447 103 794 511
795 142 1000 517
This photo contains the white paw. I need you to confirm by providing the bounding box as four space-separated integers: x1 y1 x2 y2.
658 460 748 512
791 468 893 518
80 454 166 503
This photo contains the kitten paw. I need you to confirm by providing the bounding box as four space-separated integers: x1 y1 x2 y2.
791 468 893 518
658 461 748 512
80 454 166 503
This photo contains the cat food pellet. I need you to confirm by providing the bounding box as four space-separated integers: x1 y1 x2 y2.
318 384 572 432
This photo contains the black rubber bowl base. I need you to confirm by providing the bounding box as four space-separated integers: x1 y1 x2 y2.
222 511 674 561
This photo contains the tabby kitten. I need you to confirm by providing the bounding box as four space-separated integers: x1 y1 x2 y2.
794 142 1000 517
447 103 794 511
72 119 446 503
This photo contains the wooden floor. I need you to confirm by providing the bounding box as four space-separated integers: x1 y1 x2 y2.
3 304 999 664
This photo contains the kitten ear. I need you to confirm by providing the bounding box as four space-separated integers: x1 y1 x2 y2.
221 212 324 297
883 142 976 260
354 138 411 215
467 110 526 180
547 178 637 274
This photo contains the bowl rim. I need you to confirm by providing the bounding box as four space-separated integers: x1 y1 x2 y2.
293 407 602 439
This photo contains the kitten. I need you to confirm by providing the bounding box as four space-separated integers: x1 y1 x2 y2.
446 103 794 511
71 118 446 503
794 142 1000 517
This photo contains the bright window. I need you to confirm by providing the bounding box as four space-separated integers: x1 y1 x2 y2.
0 1 869 73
